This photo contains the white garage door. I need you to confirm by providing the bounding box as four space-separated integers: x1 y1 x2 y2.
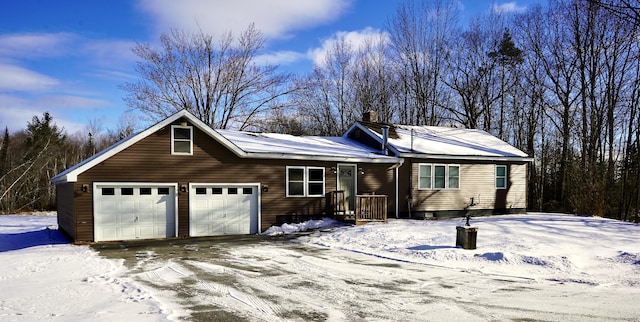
94 184 177 242
189 184 259 237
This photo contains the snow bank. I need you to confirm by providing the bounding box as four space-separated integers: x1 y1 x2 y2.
262 218 341 235
0 215 168 321
300 213 640 287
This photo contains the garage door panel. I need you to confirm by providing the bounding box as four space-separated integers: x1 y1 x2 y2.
94 184 176 242
190 184 258 237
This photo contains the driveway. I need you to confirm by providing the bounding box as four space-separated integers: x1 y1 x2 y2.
94 232 627 322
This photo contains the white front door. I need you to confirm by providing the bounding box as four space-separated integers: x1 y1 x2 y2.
337 164 357 212
94 184 177 242
189 184 259 237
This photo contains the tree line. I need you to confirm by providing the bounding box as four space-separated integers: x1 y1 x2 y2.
2 0 639 221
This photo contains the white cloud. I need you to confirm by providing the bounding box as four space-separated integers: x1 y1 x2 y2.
0 94 107 134
0 64 60 92
0 33 76 59
136 0 352 40
491 2 527 14
308 27 388 67
82 40 139 67
253 50 308 66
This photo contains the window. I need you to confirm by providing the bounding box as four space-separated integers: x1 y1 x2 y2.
121 187 134 195
195 187 207 195
212 187 223 194
419 164 431 189
102 187 115 196
228 188 238 195
286 166 325 197
140 188 152 195
418 164 460 190
171 125 192 155
243 187 253 195
433 165 446 189
496 165 507 189
158 187 170 195
448 166 460 189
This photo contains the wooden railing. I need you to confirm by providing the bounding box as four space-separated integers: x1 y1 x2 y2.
326 190 346 216
355 195 387 225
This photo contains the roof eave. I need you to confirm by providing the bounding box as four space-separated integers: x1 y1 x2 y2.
243 152 402 163
399 152 533 162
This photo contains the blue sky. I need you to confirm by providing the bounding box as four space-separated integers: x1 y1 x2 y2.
0 0 536 135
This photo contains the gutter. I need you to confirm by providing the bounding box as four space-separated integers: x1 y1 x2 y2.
398 153 534 162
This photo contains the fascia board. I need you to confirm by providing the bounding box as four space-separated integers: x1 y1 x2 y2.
241 152 402 164
348 122 402 156
400 153 534 162
50 110 249 185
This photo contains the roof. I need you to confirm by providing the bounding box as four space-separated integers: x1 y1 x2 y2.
217 130 398 162
51 110 399 184
349 122 532 161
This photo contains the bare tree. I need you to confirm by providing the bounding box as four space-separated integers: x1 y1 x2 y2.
122 24 292 130
388 0 458 126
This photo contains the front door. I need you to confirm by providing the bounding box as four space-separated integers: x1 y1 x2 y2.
337 164 357 213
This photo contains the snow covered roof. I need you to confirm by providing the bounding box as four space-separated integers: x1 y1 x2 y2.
217 130 398 162
51 110 400 184
350 122 532 161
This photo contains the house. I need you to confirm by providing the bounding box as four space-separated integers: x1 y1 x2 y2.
51 109 532 243
346 111 533 219
51 110 400 243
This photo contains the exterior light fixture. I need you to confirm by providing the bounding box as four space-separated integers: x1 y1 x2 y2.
359 168 365 175
81 184 89 192
180 185 187 193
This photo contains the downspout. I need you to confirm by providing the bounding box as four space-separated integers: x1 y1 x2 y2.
389 159 404 219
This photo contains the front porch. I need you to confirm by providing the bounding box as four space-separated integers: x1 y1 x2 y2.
326 191 388 225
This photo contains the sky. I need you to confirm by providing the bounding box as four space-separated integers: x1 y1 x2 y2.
0 0 536 136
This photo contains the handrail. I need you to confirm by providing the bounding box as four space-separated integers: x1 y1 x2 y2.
355 195 387 224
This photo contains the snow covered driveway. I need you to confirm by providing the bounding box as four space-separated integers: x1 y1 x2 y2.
94 214 640 321
1 213 639 321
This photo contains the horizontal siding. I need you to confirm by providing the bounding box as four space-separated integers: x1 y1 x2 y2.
73 120 396 241
55 183 75 240
406 160 527 213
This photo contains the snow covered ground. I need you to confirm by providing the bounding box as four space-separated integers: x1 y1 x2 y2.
1 213 639 321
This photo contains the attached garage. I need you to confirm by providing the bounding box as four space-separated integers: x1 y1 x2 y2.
189 183 259 237
93 183 178 242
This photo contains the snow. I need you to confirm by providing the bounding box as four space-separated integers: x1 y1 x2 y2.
1 213 639 321
217 129 397 161
363 123 529 158
262 218 341 235
0 214 166 321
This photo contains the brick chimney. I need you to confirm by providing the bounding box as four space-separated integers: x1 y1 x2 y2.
362 110 377 123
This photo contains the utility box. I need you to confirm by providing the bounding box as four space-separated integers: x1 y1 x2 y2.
456 226 478 250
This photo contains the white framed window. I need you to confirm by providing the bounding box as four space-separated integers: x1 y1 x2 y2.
496 165 507 189
448 165 460 189
286 166 325 197
171 125 193 155
418 164 432 189
418 163 460 190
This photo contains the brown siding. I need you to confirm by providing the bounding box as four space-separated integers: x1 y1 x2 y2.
358 163 397 216
56 183 75 240
72 120 392 241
